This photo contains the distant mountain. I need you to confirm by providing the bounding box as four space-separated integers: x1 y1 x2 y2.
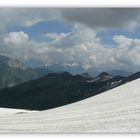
0 55 52 89
81 72 93 79
98 72 109 76
87 72 125 86
126 71 140 82
88 69 133 78
86 72 111 83
107 70 132 77
0 55 139 111
0 72 127 110
0 55 26 69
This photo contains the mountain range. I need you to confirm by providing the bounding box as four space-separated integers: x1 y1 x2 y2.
89 69 133 78
0 55 133 89
0 54 140 111
0 70 136 111
107 70 133 77
0 55 52 89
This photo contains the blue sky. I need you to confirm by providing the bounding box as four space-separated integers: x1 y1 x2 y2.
7 19 140 46
8 20 72 42
97 27 140 46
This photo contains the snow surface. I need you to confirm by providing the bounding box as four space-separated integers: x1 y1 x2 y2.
0 78 140 132
0 108 34 117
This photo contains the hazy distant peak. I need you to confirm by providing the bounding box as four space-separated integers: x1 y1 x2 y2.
7 59 26 70
98 72 109 77
81 72 92 79
0 55 26 70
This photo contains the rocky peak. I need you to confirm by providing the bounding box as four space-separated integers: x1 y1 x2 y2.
98 72 109 77
81 72 92 79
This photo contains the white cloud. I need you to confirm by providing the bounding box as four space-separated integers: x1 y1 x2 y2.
64 62 79 67
43 32 71 43
43 26 140 72
1 8 140 74
113 35 140 48
1 24 140 73
113 35 140 68
4 31 29 45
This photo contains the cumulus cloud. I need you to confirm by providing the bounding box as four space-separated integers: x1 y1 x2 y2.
46 24 99 48
2 24 140 73
1 8 140 73
113 35 140 48
113 35 140 68
61 8 140 30
4 31 29 45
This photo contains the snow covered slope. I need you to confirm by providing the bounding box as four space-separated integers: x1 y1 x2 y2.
0 108 34 117
0 78 140 132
